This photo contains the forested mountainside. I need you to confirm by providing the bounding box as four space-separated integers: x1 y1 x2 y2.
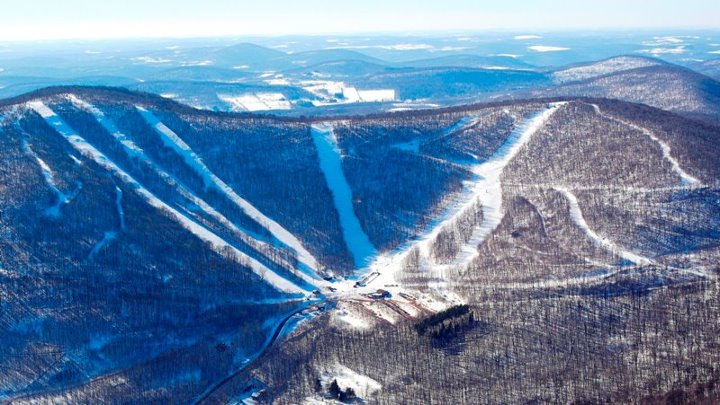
0 86 719 403
541 56 720 122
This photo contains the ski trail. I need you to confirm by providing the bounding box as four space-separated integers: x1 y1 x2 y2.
115 186 126 230
311 123 377 268
87 187 125 263
360 103 565 290
135 106 319 272
67 97 322 286
28 101 309 295
443 104 565 269
589 103 700 186
21 139 81 217
87 230 118 262
555 187 653 266
391 115 481 153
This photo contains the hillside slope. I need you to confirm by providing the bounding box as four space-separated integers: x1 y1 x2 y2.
0 87 718 403
540 58 720 121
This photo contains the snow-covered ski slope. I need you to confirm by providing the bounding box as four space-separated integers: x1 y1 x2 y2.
137 106 320 273
589 103 700 186
65 96 322 286
27 101 311 295
20 139 79 218
554 187 653 266
311 123 377 268
361 103 566 290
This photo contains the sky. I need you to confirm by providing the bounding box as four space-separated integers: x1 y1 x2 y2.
0 0 718 41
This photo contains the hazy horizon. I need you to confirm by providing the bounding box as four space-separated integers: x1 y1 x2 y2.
1 0 718 42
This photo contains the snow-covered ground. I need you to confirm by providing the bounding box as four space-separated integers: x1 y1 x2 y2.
357 89 395 102
300 80 395 106
73 96 322 286
554 187 653 266
21 139 80 218
217 93 291 112
441 104 565 270
553 56 660 83
317 364 382 399
392 115 480 154
311 124 377 268
27 101 310 295
137 106 320 274
334 104 565 300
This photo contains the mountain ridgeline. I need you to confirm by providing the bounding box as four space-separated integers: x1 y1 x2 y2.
0 86 719 403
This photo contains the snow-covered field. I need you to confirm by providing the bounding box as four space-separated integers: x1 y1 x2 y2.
218 93 291 112
300 80 395 105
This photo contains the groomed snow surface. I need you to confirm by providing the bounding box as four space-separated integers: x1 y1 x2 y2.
300 80 396 106
361 103 565 293
27 101 310 295
21 139 80 218
554 187 653 266
311 124 377 268
67 96 320 286
136 106 320 273
589 103 700 185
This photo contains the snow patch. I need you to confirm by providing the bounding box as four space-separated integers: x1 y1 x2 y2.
640 46 686 55
330 43 434 51
319 364 382 399
357 89 396 102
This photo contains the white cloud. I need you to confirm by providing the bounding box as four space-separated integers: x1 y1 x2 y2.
437 46 470 51
329 43 435 51
131 56 172 64
640 46 686 55
528 45 570 52
180 60 213 66
515 35 542 40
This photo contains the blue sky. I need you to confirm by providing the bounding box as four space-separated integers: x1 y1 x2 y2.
0 0 718 41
